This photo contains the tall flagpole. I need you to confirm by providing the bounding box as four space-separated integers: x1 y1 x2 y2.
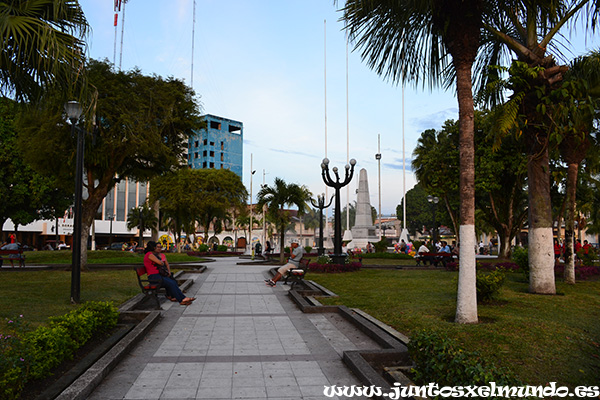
118 0 126 70
402 85 406 231
345 32 350 234
324 20 329 250
191 0 196 87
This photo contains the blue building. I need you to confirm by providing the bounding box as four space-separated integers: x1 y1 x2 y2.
188 114 243 178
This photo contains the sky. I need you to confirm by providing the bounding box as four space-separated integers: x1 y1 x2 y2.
78 0 600 216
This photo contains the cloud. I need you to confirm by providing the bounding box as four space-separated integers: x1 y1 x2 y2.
410 107 458 133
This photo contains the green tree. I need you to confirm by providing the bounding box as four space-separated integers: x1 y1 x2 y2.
0 0 88 101
548 51 600 283
18 59 202 267
340 0 483 322
126 203 158 248
256 178 311 263
397 183 452 238
0 97 71 237
480 1 600 294
150 168 247 249
412 114 528 259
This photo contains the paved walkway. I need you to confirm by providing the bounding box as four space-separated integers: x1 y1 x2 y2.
89 258 376 400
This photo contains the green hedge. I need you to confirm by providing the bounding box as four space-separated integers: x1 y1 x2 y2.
360 252 414 260
0 301 119 399
408 330 520 389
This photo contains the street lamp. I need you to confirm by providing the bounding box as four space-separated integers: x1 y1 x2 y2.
321 157 356 265
66 100 83 304
427 195 439 244
311 193 333 256
107 213 114 247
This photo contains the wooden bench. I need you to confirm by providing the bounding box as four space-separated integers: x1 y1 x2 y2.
415 252 453 268
134 265 164 309
0 249 25 268
283 258 310 289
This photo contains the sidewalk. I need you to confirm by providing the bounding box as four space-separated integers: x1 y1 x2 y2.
88 257 379 400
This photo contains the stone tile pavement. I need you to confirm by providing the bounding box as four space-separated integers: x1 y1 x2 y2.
88 258 379 400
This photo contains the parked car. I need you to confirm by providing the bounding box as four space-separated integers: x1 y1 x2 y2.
104 242 126 251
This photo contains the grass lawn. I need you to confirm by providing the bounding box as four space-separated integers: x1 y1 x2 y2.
24 250 205 264
0 270 140 330
309 269 600 389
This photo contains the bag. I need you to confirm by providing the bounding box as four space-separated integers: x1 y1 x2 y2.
156 263 170 277
154 253 170 277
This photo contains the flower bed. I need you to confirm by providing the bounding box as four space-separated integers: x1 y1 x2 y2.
308 261 362 273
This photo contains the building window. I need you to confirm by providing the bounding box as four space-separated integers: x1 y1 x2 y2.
203 150 207 157
220 153 224 161
194 152 198 158
210 121 221 130
194 141 198 147
202 161 207 168
210 141 214 146
203 139 207 145
229 125 241 134
210 162 215 168
210 151 215 157
221 141 224 150
220 164 223 169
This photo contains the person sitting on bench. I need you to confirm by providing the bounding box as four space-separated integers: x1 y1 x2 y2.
144 241 195 306
265 240 305 287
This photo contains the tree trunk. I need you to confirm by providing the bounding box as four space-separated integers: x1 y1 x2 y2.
563 162 579 284
527 138 556 294
454 61 478 324
279 225 286 264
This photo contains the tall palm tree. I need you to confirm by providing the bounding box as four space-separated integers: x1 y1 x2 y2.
551 51 600 283
479 1 600 294
256 178 311 264
339 0 484 323
0 0 88 101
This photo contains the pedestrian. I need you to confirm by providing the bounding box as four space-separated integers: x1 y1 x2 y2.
265 240 305 287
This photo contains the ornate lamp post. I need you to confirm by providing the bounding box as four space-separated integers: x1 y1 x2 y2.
66 100 83 304
427 195 439 244
310 193 333 256
321 157 356 265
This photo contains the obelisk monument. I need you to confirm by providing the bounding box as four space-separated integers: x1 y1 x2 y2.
350 168 378 249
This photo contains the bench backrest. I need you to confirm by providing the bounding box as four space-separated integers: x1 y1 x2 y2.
135 265 148 277
0 250 23 254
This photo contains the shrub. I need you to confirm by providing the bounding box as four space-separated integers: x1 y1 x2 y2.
445 261 459 271
511 246 528 278
0 302 119 397
554 264 600 280
408 330 520 388
476 268 506 303
361 252 413 260
315 255 332 265
0 316 31 400
304 246 312 253
198 244 209 253
217 245 228 252
576 246 598 267
373 239 389 253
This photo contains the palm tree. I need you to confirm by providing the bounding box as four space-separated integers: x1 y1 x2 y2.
479 1 600 294
339 0 484 323
0 0 88 101
550 51 600 283
256 178 311 264
126 203 158 249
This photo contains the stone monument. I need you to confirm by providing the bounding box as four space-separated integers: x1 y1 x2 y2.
349 168 378 249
